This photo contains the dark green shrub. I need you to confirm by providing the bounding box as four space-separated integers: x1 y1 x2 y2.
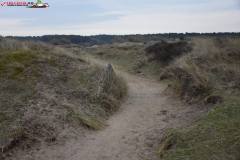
145 40 192 63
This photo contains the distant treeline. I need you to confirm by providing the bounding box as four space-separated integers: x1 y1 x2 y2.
5 32 240 45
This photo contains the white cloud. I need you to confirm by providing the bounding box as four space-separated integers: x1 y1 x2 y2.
2 10 239 36
0 19 36 27
1 0 240 36
60 10 240 34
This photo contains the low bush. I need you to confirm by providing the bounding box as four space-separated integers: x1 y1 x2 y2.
145 40 192 63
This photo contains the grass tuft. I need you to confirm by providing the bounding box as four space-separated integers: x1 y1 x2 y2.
63 105 108 130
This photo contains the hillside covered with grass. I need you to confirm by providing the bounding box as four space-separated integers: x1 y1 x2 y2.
0 38 128 156
157 37 240 159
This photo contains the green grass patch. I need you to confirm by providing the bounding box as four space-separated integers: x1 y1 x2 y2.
0 50 54 148
137 60 162 78
97 54 136 71
83 43 164 79
158 99 240 160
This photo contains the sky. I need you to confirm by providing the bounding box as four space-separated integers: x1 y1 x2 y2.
1 0 240 36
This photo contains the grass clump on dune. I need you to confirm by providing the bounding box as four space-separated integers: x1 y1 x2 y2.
0 38 128 153
158 37 240 159
160 38 240 98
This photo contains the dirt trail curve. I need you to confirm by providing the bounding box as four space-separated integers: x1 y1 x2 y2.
67 71 168 160
10 59 208 160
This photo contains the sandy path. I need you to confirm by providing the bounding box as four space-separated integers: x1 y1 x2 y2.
8 60 208 160
65 72 167 160
51 69 204 160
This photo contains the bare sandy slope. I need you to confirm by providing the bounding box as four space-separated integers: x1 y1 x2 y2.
7 61 209 160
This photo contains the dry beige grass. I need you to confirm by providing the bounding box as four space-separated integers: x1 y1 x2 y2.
0 38 79 59
0 38 128 155
160 37 240 98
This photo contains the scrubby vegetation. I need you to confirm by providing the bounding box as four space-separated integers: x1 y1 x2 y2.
73 36 240 159
160 38 240 98
0 38 128 154
158 37 240 159
71 42 164 78
145 40 192 63
79 40 192 78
